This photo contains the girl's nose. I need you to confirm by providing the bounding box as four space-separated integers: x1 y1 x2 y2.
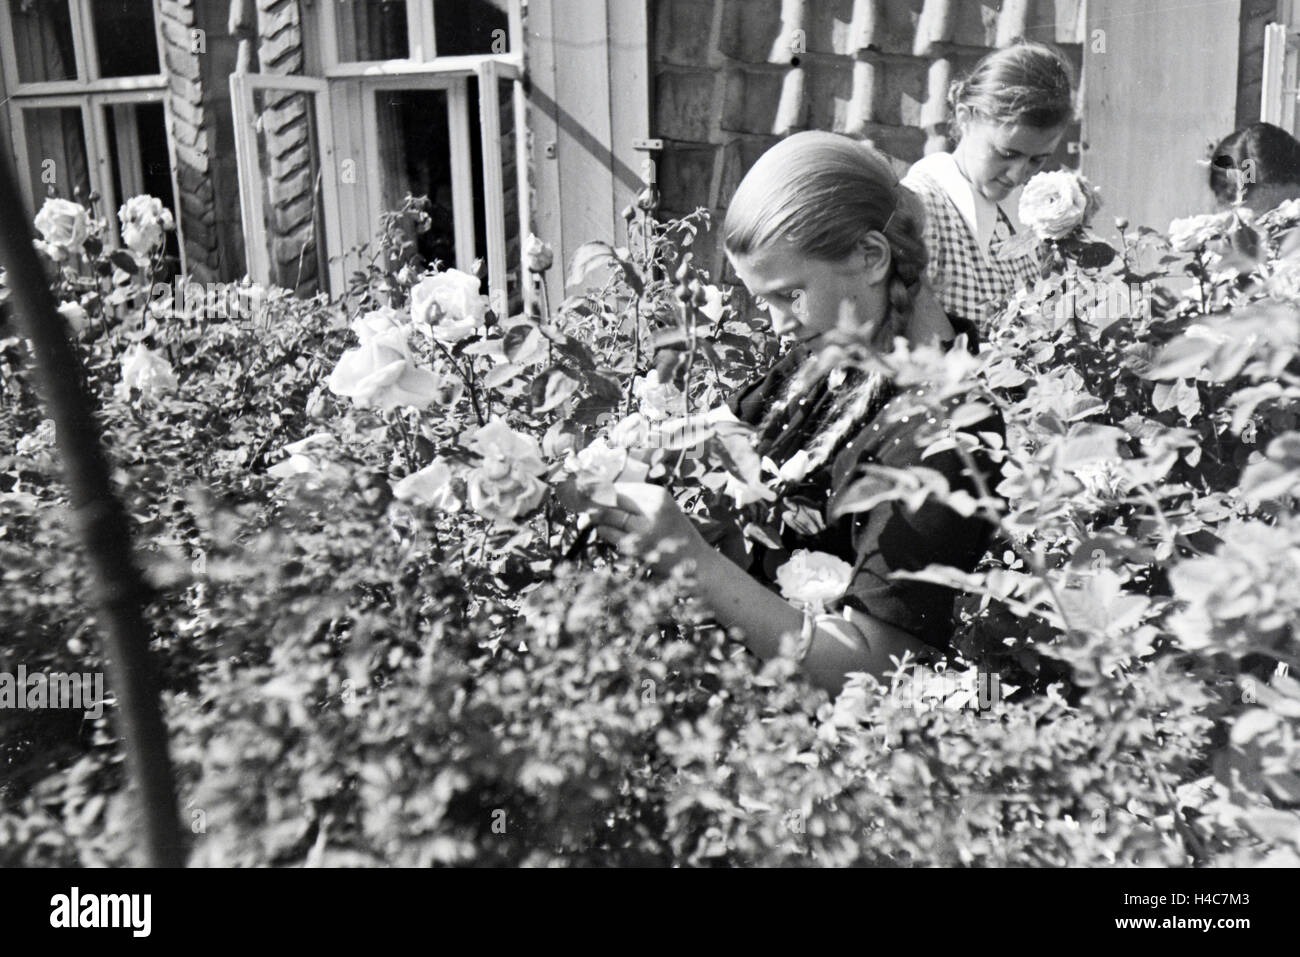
1006 158 1033 185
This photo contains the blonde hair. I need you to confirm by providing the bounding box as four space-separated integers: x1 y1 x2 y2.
949 41 1076 138
722 131 928 475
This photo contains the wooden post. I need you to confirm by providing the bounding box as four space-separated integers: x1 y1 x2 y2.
0 151 185 867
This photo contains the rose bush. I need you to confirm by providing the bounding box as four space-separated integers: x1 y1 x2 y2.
2 182 1299 868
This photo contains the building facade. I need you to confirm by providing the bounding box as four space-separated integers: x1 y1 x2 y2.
1 0 1293 305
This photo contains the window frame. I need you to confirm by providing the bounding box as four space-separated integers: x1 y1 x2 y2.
0 0 182 266
228 71 344 296
247 0 531 309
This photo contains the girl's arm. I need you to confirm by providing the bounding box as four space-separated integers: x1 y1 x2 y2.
590 482 933 695
689 543 933 694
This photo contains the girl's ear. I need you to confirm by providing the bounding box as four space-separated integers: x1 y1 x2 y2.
952 103 973 139
857 232 892 286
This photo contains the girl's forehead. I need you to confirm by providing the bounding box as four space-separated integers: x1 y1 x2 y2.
729 243 815 289
987 120 1066 154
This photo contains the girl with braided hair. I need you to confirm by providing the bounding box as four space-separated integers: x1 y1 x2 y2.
903 40 1076 330
583 132 1004 694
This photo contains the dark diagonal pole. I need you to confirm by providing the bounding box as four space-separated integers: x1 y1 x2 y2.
0 152 184 867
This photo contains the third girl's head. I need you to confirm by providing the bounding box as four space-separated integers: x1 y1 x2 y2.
1209 122 1300 213
949 41 1076 203
723 131 928 347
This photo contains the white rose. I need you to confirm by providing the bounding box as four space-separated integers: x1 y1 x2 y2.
350 305 407 344
326 326 441 411
1018 170 1095 241
523 233 554 274
565 437 628 493
118 195 173 256
410 269 488 343
632 369 687 421
465 419 548 524
392 459 465 511
57 301 89 336
115 344 178 399
774 549 854 609
34 198 89 249
1167 212 1234 253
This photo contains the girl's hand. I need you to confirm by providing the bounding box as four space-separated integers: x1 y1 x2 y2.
586 481 708 575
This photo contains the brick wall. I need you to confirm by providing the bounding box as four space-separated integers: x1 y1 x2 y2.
651 0 1085 279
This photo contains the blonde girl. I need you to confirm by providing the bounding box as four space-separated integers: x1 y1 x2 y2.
902 41 1076 328
582 132 1003 694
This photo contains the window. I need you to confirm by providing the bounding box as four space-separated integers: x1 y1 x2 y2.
231 0 529 309
1262 16 1300 134
0 0 179 272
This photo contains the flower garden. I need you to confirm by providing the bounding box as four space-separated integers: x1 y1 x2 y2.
2 172 1299 867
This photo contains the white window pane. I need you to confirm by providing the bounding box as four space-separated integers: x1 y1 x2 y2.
432 0 510 55
89 0 160 77
22 105 91 206
337 0 408 62
9 0 77 83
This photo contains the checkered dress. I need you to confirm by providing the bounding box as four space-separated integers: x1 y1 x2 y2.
904 167 1040 326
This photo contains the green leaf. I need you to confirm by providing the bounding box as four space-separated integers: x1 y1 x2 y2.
109 250 140 274
566 241 618 289
530 366 581 413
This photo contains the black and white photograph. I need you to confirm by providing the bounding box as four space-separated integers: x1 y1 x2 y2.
0 0 1294 928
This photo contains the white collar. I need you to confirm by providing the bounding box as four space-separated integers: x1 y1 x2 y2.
905 152 1024 260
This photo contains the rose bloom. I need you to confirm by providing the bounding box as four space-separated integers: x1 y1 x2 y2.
118 195 174 256
1018 170 1097 241
326 326 441 411
410 269 488 343
565 436 628 493
351 305 408 344
466 419 548 524
774 549 854 609
34 198 90 250
632 369 687 421
523 233 554 274
115 344 178 399
57 301 89 336
392 459 465 511
1167 211 1235 253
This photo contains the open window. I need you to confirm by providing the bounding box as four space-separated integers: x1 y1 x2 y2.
1262 17 1300 134
229 73 342 297
229 0 529 309
0 0 179 273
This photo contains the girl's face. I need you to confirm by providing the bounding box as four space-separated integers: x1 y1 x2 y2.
728 235 891 345
953 107 1068 203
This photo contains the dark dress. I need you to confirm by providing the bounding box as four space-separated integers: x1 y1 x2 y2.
726 315 1004 652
